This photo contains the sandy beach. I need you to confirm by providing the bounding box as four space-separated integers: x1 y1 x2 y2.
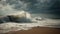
5 27 60 34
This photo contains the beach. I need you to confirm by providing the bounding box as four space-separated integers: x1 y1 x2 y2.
5 27 60 34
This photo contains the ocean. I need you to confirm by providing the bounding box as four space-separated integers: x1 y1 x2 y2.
0 15 60 33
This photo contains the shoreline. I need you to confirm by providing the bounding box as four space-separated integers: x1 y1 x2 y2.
5 27 60 34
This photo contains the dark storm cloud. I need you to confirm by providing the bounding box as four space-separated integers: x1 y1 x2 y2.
6 0 29 10
1 0 59 13
0 0 60 18
20 0 60 18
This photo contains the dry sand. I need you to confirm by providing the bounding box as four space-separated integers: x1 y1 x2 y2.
5 27 60 34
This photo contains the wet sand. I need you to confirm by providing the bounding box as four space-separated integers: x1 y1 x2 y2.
5 27 60 34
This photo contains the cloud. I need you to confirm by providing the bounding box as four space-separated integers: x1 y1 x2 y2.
0 0 30 16
0 0 60 18
0 0 59 13
6 0 30 10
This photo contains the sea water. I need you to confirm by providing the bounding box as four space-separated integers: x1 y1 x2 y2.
0 16 60 33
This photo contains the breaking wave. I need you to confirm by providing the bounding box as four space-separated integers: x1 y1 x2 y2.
0 11 60 34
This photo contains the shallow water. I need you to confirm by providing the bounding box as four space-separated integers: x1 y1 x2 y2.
0 18 60 33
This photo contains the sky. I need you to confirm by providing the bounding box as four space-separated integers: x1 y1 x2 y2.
0 0 60 19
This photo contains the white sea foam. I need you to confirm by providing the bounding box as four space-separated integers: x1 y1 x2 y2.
0 19 60 33
0 11 60 33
